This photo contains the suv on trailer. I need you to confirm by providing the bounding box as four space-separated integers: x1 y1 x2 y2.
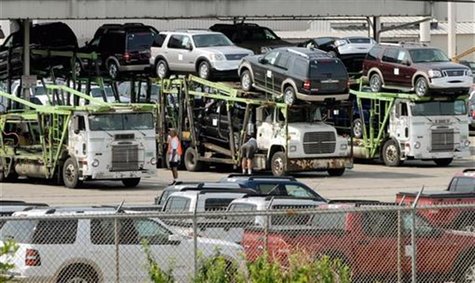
77 23 157 79
209 23 292 54
0 22 78 80
238 47 349 105
363 43 473 96
150 30 253 80
0 207 243 282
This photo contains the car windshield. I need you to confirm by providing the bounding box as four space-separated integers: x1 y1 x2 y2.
90 87 114 98
192 34 233 47
411 100 466 116
89 113 154 131
127 32 155 50
309 59 348 78
409 48 450 63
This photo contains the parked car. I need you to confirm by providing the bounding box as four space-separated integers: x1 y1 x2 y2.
209 23 293 54
0 207 243 282
238 47 349 105
459 60 475 82
118 81 160 103
150 30 253 80
0 22 78 80
447 168 475 193
299 36 376 74
363 43 473 96
77 23 157 79
243 202 475 282
469 86 475 129
219 174 326 201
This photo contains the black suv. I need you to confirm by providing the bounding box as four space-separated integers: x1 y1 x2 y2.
238 47 349 105
209 23 292 54
77 23 157 79
0 22 78 80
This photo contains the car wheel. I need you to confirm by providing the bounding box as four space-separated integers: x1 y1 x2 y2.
433 158 453 167
122 178 141 188
63 157 82 189
352 118 363 138
283 86 296 105
369 73 383 92
328 168 345 176
184 147 203 172
107 61 119 79
271 151 287 176
156 60 169 79
382 139 401 167
456 255 475 283
73 60 83 77
328 51 338 58
240 69 253 91
415 77 429 96
57 265 97 283
198 61 212 80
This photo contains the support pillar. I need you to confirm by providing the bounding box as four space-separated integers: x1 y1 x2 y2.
447 2 457 58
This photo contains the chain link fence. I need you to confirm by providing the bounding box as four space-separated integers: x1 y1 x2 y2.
1 203 474 283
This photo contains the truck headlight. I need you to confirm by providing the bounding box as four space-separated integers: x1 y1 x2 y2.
210 54 225 61
289 145 297 152
150 157 157 165
340 144 348 150
414 141 421 149
92 159 100 167
464 140 471 147
428 70 442 78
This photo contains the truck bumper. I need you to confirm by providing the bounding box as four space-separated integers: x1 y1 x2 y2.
81 169 157 180
287 157 353 172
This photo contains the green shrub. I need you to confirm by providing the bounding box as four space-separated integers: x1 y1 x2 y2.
193 250 239 283
142 240 175 283
0 240 19 283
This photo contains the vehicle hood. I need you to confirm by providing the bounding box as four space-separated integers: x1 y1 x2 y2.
238 39 294 54
199 46 254 56
412 62 471 71
288 122 337 133
196 236 244 249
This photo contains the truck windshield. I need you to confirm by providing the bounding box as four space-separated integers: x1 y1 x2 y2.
411 100 466 116
89 113 154 131
286 105 322 123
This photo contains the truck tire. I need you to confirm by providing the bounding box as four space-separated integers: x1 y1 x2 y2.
63 157 82 189
122 178 141 188
184 147 203 172
57 264 98 283
352 118 363 138
382 139 401 167
433 158 453 167
328 168 345 176
415 77 429 97
271 151 287 176
0 160 18 183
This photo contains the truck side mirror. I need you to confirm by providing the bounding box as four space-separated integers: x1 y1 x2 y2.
256 107 264 125
73 116 80 134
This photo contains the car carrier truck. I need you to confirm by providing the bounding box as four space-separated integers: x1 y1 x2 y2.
349 86 470 166
156 76 352 176
0 85 157 188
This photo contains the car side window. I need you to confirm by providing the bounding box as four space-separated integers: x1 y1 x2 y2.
153 34 166 47
33 220 78 244
275 53 290 69
257 183 282 194
91 219 139 245
366 46 381 61
396 50 410 64
263 51 279 65
293 58 308 77
362 212 397 237
168 35 186 49
382 48 399 63
449 177 475 192
164 196 190 212
134 219 172 245
284 184 319 199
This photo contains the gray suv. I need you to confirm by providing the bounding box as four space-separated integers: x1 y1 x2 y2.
150 30 253 80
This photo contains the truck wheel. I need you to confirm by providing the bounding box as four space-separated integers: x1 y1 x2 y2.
283 86 296 106
122 178 141 188
198 61 212 80
369 73 383 92
0 160 18 183
382 139 401 167
433 158 453 167
240 69 253 91
415 77 429 97
352 118 363 138
156 60 169 79
63 157 82 189
184 147 203 172
271 151 287 176
328 168 345 176
57 264 98 283
107 61 119 79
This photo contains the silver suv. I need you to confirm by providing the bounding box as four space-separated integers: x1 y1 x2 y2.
150 30 253 80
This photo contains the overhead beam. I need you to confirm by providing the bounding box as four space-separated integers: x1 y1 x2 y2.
0 0 432 20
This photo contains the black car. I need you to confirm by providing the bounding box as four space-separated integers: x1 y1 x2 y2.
0 22 78 80
219 174 327 201
238 47 349 105
209 23 292 54
76 23 157 79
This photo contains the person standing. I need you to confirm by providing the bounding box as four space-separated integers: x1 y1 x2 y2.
241 135 257 175
167 129 182 185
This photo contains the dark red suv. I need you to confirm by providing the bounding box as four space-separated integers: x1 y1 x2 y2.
362 43 473 96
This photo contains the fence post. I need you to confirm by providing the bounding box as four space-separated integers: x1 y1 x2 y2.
193 197 199 280
411 187 424 283
114 217 120 283
397 195 406 283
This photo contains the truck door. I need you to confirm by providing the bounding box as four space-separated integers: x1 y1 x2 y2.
70 115 87 158
256 106 273 150
390 101 409 141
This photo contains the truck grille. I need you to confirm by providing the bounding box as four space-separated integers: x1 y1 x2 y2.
225 54 249 61
303 131 336 154
442 69 465 77
111 144 139 171
431 129 454 152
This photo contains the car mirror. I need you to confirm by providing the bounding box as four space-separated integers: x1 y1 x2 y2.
258 57 268 64
168 234 182 243
402 59 411 66
184 42 193 51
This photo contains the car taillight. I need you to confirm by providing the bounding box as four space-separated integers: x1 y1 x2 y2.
25 248 41 266
303 80 311 91
124 52 131 63
471 109 475 118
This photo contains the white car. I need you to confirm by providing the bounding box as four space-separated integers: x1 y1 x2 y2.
0 207 243 283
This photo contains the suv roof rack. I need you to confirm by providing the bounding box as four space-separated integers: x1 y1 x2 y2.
287 48 309 58
398 41 428 47
195 182 243 189
225 174 296 181
182 188 257 194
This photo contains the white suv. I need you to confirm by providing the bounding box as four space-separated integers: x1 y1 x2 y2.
0 207 243 283
150 30 253 80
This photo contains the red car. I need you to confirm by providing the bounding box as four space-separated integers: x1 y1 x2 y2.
362 43 473 96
